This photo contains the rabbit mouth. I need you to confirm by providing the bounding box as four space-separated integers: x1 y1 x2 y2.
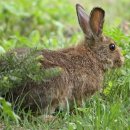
102 57 124 70
113 57 124 68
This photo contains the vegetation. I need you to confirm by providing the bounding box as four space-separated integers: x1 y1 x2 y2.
0 0 130 129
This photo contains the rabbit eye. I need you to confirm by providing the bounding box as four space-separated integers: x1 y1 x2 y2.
109 43 115 51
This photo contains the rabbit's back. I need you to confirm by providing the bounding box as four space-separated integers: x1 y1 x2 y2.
5 48 72 112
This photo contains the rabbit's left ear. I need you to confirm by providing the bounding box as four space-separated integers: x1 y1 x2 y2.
89 7 105 36
76 4 90 36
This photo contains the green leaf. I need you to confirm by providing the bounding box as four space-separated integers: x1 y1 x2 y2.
0 46 5 54
0 97 20 123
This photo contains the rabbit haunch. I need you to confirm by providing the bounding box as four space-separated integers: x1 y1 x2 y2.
8 4 124 113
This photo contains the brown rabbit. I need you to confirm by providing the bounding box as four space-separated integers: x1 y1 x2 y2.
8 4 124 114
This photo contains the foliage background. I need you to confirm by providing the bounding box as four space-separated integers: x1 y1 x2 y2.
0 0 130 129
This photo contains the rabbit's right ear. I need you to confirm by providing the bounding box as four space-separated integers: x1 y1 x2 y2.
76 4 91 36
89 7 105 36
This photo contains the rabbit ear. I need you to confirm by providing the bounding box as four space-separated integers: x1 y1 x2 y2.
76 4 90 36
89 7 105 36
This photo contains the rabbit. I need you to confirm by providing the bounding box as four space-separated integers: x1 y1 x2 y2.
7 4 124 114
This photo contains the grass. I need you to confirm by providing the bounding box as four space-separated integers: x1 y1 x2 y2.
0 0 130 129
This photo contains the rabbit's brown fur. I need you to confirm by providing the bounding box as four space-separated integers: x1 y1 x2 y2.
8 4 124 114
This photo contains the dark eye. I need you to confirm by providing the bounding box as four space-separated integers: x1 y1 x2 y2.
109 43 115 51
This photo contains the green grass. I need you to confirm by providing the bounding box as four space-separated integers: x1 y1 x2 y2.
0 0 130 129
